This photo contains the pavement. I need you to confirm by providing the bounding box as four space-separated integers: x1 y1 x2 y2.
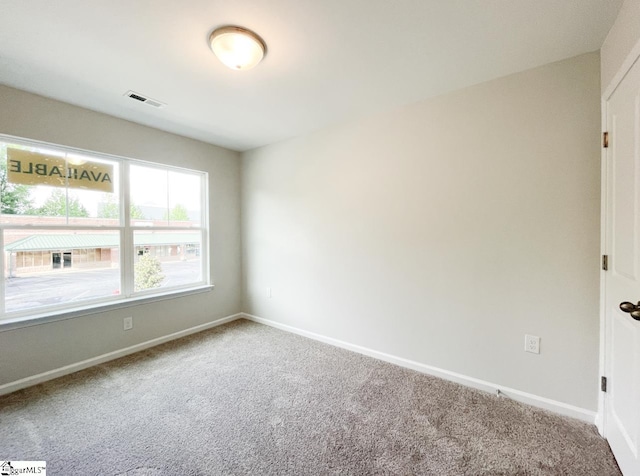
6 259 201 313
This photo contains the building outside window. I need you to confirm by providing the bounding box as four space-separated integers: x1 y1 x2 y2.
0 135 209 318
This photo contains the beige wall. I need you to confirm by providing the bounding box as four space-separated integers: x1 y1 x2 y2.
0 50 604 410
242 52 601 410
601 0 640 93
0 85 242 385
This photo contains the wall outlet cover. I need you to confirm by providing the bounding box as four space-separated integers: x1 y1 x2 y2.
525 334 540 354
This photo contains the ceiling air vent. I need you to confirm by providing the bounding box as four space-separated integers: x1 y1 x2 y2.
124 91 166 109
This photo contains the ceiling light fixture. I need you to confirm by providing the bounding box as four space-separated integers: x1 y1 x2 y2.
209 26 266 71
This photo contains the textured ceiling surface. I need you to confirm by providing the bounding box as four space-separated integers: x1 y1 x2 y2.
0 0 622 151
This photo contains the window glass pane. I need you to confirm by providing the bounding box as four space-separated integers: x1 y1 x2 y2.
129 165 202 228
4 229 121 313
133 230 202 291
129 164 168 226
168 170 201 227
0 142 120 226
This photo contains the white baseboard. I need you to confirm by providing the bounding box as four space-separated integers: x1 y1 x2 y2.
243 313 597 424
2 311 598 425
0 313 243 397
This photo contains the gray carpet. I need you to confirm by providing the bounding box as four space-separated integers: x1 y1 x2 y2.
0 319 621 475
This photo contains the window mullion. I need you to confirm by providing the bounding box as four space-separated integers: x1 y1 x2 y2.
121 161 133 298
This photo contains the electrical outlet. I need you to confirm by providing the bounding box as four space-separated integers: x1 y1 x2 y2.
123 316 133 331
525 334 540 354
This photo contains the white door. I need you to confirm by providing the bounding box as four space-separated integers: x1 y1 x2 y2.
604 56 640 476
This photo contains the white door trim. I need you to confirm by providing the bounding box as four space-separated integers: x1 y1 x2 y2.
597 94 608 436
598 37 640 437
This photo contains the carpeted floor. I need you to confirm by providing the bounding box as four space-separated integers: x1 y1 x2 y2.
0 319 621 475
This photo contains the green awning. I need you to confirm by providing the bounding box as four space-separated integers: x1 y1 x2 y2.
5 232 201 252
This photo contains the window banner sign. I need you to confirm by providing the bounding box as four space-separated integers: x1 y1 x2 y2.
7 148 114 192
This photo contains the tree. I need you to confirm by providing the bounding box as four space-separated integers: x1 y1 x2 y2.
0 147 34 214
130 203 145 219
97 193 146 220
97 193 118 219
37 189 89 217
164 203 189 221
134 255 165 291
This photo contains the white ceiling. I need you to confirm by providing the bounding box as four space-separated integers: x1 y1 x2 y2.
0 0 622 152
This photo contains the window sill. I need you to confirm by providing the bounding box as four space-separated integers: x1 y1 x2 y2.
0 285 214 332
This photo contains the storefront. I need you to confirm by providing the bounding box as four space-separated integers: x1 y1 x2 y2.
4 232 200 277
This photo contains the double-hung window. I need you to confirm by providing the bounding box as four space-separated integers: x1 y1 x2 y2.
0 134 209 321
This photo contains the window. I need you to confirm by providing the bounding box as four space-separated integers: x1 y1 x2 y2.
0 135 209 321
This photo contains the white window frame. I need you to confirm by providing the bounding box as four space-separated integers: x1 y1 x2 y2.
0 134 211 329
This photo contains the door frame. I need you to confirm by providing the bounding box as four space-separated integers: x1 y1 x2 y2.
597 37 640 436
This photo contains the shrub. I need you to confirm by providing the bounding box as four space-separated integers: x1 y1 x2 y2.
134 255 165 291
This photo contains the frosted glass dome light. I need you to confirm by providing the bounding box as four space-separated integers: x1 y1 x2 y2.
209 26 266 71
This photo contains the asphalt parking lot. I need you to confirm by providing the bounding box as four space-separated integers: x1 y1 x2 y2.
5 259 201 313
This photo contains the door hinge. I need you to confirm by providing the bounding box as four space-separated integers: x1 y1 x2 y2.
603 131 609 148
602 255 608 271
601 376 607 392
